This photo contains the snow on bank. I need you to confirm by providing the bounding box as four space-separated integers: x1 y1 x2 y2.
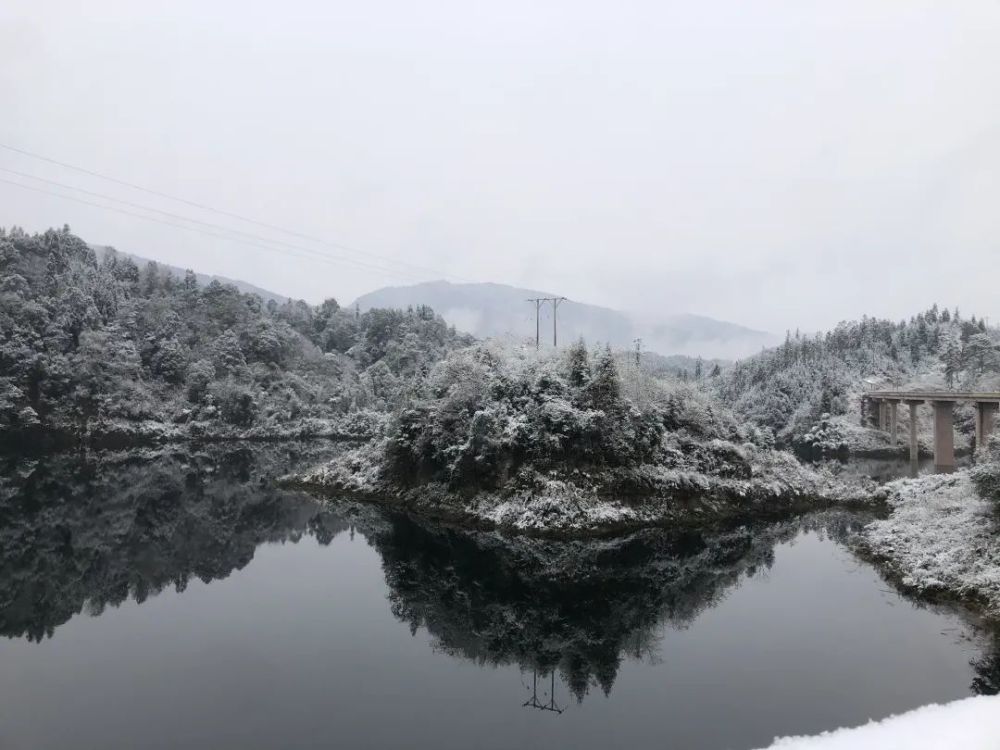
289 439 869 538
757 695 1000 749
862 471 1000 614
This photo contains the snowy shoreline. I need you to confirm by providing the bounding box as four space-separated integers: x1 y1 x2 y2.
285 440 873 539
860 470 1000 618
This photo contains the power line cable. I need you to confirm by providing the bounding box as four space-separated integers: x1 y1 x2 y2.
0 141 469 282
0 165 439 280
0 176 431 283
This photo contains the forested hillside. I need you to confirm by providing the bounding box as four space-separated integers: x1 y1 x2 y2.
0 226 471 446
715 305 1000 452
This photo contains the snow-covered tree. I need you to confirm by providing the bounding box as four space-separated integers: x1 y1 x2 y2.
942 331 962 388
586 346 622 413
566 338 590 387
964 333 999 378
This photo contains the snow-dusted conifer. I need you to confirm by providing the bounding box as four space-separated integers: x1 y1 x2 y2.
566 338 590 387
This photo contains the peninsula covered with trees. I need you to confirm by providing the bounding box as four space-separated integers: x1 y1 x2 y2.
290 340 857 536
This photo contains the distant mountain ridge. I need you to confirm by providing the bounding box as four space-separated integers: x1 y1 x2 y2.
84 249 773 357
90 245 289 305
352 280 776 358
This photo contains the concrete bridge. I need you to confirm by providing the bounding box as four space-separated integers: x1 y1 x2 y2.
862 391 1000 470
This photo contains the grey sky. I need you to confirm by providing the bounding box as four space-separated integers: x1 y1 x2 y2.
2 1 999 333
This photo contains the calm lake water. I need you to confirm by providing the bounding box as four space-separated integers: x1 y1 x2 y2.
0 444 996 750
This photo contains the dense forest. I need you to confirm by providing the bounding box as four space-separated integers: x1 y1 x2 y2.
714 305 1000 449
0 226 471 445
383 339 750 492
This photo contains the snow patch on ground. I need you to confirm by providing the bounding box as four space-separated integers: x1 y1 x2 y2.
757 694 1000 749
862 471 1000 614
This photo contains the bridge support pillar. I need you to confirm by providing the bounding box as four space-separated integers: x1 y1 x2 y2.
907 401 920 462
888 400 898 445
862 397 874 427
932 400 956 472
975 402 998 455
878 400 887 432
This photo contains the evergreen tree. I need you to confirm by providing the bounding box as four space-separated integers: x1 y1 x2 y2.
942 332 963 388
212 329 246 375
566 338 590 387
586 346 622 412
965 333 999 376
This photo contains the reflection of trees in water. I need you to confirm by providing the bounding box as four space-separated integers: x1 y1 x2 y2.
347 506 873 702
6 451 997 706
0 443 347 641
359 508 1000 704
971 629 1000 696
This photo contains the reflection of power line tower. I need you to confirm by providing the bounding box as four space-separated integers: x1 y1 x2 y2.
551 297 566 347
523 669 564 714
526 297 569 349
527 298 545 349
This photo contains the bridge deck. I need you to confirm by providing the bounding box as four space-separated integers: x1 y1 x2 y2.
865 391 1000 403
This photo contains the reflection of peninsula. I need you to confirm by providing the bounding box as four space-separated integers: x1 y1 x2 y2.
0 444 346 641
346 505 870 702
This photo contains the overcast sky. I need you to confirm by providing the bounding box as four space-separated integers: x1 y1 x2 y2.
2 1 999 333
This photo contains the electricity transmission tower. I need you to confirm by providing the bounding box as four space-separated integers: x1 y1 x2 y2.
527 298 545 349
551 297 566 346
633 337 642 405
526 297 569 349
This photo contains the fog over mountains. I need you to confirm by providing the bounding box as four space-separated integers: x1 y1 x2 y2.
90 245 774 358
354 281 777 358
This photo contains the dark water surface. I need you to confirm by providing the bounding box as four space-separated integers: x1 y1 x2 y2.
0 446 995 750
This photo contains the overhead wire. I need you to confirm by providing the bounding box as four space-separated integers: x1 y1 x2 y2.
0 166 440 280
0 176 432 283
0 141 471 282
